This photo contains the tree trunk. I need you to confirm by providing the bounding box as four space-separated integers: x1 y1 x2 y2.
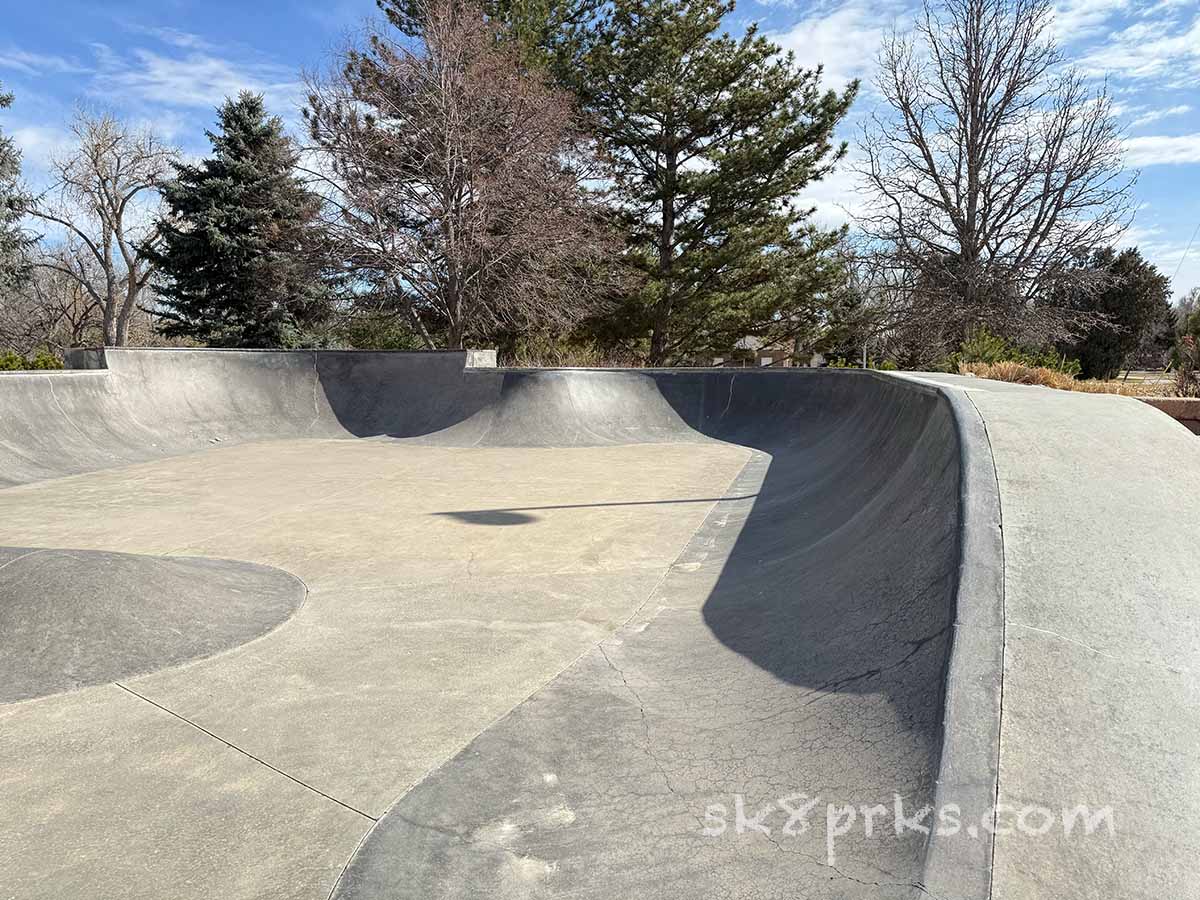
649 144 678 366
102 304 117 346
445 270 464 349
392 278 437 349
114 277 139 347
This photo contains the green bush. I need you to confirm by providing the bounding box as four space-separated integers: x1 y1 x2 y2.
955 328 1010 365
827 356 898 371
941 328 1081 377
29 349 64 370
0 348 65 370
335 314 427 351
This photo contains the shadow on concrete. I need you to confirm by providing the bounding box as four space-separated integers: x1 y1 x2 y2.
316 352 497 439
434 510 539 526
658 369 960 697
430 494 758 518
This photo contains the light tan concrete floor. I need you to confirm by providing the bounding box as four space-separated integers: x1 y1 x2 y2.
0 438 751 900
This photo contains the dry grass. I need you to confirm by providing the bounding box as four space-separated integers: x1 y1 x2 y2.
958 361 1173 396
504 341 641 368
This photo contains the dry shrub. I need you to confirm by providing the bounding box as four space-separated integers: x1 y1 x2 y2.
959 361 1169 396
1176 335 1200 397
504 336 640 368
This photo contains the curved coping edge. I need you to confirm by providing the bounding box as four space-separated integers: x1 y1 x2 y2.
885 375 1004 900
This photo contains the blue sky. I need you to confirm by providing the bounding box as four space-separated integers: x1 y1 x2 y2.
2 0 1198 298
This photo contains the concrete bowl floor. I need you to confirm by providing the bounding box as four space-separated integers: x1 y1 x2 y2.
0 439 756 899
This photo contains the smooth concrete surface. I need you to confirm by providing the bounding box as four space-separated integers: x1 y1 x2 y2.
0 352 1192 900
0 547 304 702
0 682 369 900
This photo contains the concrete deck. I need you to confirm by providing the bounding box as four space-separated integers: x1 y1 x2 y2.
0 351 1195 899
912 374 1200 899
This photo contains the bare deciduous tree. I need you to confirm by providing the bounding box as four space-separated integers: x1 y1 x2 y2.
0 242 104 353
304 0 613 350
28 112 177 346
0 240 167 355
858 0 1134 350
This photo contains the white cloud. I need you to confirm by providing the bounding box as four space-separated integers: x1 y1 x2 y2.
1051 0 1129 43
0 47 90 76
1129 104 1192 128
89 45 302 115
121 24 218 52
1078 12 1200 82
797 147 868 228
1122 224 1200 297
770 0 905 89
9 124 74 181
1124 133 1200 166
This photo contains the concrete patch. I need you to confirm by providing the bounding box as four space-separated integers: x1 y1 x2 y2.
0 548 304 703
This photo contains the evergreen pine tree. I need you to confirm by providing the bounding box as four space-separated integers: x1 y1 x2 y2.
568 0 856 364
1058 247 1173 379
152 92 330 347
0 82 32 293
377 0 599 65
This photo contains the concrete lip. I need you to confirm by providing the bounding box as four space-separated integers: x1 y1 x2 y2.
0 351 1192 900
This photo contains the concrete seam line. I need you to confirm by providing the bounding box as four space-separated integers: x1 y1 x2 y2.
0 547 49 574
613 447 760 633
113 682 377 823
44 375 95 445
720 371 737 420
98 557 311 689
0 551 309 706
326 825 375 900
308 349 321 433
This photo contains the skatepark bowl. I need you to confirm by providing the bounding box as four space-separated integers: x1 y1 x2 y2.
1 349 1197 900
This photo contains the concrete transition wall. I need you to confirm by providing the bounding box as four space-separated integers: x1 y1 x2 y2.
1 348 1195 899
1140 396 1200 434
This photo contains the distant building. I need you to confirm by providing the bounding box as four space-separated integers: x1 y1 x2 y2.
709 336 825 368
